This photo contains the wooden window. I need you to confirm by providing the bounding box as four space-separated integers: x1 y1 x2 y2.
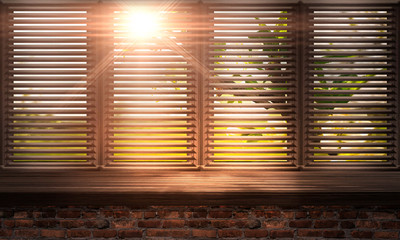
105 4 198 167
0 1 399 170
305 5 398 167
205 4 297 167
2 4 96 167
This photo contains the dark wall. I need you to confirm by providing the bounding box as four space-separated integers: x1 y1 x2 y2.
1 205 400 239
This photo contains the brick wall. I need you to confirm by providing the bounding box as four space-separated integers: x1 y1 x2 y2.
1 205 400 239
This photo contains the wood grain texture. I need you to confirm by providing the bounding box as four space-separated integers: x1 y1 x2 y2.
1 170 400 206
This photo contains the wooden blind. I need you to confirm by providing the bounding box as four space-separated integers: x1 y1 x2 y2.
4 4 95 167
305 5 398 166
204 4 297 166
105 4 197 167
0 2 399 170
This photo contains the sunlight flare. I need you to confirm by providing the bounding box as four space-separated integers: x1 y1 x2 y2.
127 9 160 39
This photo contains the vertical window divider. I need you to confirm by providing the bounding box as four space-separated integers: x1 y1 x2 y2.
395 1 400 168
93 2 109 169
195 1 208 169
0 2 6 170
295 1 306 169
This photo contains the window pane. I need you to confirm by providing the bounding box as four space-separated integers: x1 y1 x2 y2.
105 4 197 166
5 5 95 166
306 6 396 165
205 5 296 166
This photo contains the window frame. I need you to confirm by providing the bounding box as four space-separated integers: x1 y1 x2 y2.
0 0 399 171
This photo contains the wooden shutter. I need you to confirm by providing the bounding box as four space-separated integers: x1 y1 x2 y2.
4 4 96 167
1 1 398 170
305 5 397 166
205 4 297 167
105 3 198 167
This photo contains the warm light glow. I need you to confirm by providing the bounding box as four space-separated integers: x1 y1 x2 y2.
127 10 160 39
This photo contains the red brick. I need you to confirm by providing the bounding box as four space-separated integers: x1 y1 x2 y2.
252 210 264 218
339 211 357 219
183 211 192 218
374 231 399 239
322 211 336 218
85 219 110 229
3 220 14 228
193 210 207 218
15 229 39 238
262 205 280 210
298 229 323 237
42 210 56 218
35 219 58 228
15 219 34 227
113 210 130 218
211 219 235 228
32 211 41 218
245 229 268 238
41 229 65 238
112 219 136 228
289 220 312 228
373 212 396 220
67 229 91 238
0 211 13 218
218 229 242 238
192 229 217 238
130 211 143 219
147 229 190 238
92 230 117 238
351 231 374 238
282 211 295 218
208 210 232 218
314 220 338 228
270 230 294 238
309 211 322 218
138 220 161 228
301 205 325 209
234 211 249 219
381 221 400 229
295 211 308 219
356 220 379 229
82 211 97 219
358 211 369 219
57 210 81 218
108 206 126 209
118 230 143 238
186 219 210 228
14 211 29 219
100 210 113 218
341 221 355 229
265 210 281 218
323 230 345 238
235 219 261 229
265 220 286 228
162 219 185 228
0 230 12 237
158 210 181 218
144 211 157 219
108 205 126 209
329 205 352 209
60 219 85 228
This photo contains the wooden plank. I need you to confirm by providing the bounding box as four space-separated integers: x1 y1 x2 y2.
0 170 400 206
1 170 400 193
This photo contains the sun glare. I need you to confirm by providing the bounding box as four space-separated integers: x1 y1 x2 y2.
127 10 160 39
